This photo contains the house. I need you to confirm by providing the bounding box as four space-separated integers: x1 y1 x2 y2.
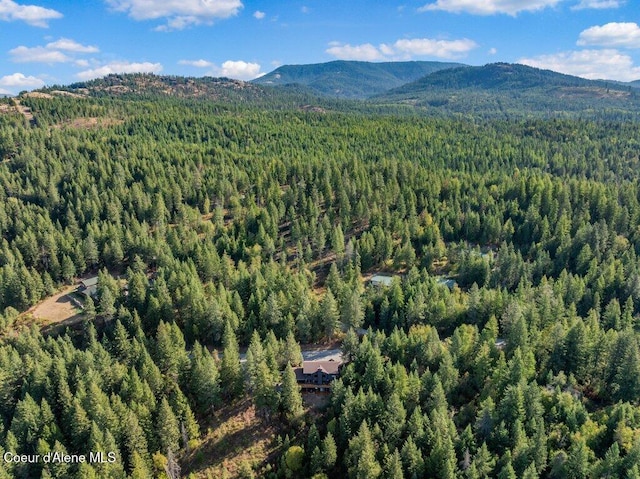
436 277 457 289
77 276 98 299
369 274 394 287
294 359 342 391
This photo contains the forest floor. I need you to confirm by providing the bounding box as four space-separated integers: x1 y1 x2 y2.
183 397 279 478
183 390 330 478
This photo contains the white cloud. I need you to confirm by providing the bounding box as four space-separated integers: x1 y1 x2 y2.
179 59 214 68
105 0 242 30
578 22 640 48
519 49 640 81
0 72 45 94
489 47 498 55
0 0 62 27
9 46 71 63
218 60 262 80
178 59 262 79
77 61 163 80
301 6 310 13
418 0 563 15
572 0 622 9
394 38 478 58
327 37 477 61
45 38 99 53
9 38 99 64
253 10 265 19
326 43 385 61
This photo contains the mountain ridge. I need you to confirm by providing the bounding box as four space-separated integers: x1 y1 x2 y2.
372 62 640 116
252 60 466 99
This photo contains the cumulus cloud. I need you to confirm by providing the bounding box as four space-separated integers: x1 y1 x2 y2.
578 22 640 48
9 38 98 64
105 0 242 30
9 46 71 63
519 49 640 81
253 10 265 19
218 60 262 80
0 72 45 94
572 0 622 9
45 38 99 53
77 61 163 80
327 37 477 61
394 38 478 58
326 43 385 61
0 0 62 27
418 0 563 15
178 59 215 68
177 59 262 79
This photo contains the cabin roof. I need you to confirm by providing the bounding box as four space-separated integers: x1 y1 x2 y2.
81 276 99 287
370 274 394 286
302 359 341 375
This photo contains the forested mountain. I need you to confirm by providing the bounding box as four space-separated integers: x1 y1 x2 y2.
252 60 466 99
46 73 331 110
374 62 640 117
47 65 640 119
2 76 640 478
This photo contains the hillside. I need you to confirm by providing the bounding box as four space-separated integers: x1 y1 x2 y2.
253 60 466 99
31 65 640 119
46 73 331 109
374 62 640 117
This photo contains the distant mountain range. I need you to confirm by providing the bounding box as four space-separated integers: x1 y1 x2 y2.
34 61 640 118
372 63 640 116
252 60 465 99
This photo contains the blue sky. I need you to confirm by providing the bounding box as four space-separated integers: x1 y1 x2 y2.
1 0 639 94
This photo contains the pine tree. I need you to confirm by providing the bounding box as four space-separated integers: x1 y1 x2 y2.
341 288 365 330
320 289 340 339
220 321 243 398
157 398 180 454
385 448 404 479
130 451 152 479
348 421 382 479
190 342 220 413
283 330 303 367
280 363 304 425
322 432 337 471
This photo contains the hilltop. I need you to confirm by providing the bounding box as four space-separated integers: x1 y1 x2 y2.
373 62 640 116
252 60 466 99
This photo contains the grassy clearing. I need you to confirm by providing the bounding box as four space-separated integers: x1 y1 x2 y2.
182 398 279 478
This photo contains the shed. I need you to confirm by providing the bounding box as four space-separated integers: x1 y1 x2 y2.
77 276 98 299
369 274 394 287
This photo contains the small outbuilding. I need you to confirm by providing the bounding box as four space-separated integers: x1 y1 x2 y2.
369 274 394 287
77 276 98 299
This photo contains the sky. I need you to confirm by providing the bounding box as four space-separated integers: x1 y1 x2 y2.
1 0 639 95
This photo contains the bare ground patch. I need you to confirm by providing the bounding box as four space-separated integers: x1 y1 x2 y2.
182 398 279 478
28 284 84 326
52 117 124 130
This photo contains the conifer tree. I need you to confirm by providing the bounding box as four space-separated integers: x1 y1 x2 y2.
280 362 304 425
157 398 180 454
220 321 243 398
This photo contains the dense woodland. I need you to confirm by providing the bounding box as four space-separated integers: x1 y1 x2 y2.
2 83 640 477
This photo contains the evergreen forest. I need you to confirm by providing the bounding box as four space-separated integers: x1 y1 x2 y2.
1 75 640 478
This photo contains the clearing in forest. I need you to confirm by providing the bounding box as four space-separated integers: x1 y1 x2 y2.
183 398 279 478
28 284 84 327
